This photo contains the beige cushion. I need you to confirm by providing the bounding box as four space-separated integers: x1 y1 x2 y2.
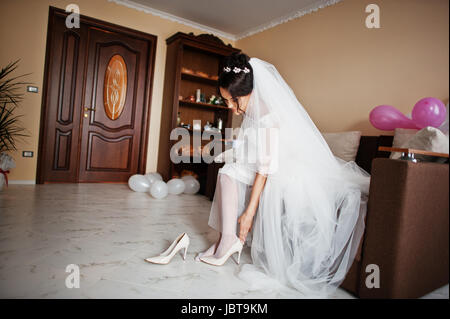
322 131 362 162
389 128 419 159
390 126 449 161
437 102 449 135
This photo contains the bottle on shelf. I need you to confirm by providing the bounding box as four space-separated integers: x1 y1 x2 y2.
217 118 223 131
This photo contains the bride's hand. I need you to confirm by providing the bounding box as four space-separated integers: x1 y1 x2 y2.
237 211 254 243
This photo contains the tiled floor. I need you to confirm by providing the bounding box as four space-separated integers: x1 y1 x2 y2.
0 184 448 299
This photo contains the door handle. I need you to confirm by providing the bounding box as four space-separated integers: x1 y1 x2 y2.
84 107 96 111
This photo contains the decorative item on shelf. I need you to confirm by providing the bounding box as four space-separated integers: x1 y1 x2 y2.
178 95 183 100
200 93 206 103
217 118 223 131
208 95 224 105
195 70 209 78
180 123 191 130
196 89 201 102
193 121 201 131
181 67 194 74
177 112 181 126
203 121 221 133
186 95 195 102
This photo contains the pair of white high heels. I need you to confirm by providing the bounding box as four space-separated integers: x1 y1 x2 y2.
144 232 243 266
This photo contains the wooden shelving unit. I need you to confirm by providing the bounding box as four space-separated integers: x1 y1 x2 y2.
157 32 240 194
179 99 229 110
181 72 218 85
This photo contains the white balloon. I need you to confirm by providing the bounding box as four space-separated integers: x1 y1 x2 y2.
183 178 200 194
167 178 185 195
152 172 163 181
144 173 160 185
181 175 195 181
128 174 151 192
149 180 169 199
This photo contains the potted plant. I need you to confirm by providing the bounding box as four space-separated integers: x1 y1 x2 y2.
0 60 30 190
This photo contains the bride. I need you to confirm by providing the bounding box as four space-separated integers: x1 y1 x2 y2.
195 53 371 297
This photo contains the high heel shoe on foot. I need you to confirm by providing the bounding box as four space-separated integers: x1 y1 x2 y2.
145 232 189 265
199 238 243 266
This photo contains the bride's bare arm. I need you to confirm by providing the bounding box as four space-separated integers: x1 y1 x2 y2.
237 172 267 242
247 173 268 216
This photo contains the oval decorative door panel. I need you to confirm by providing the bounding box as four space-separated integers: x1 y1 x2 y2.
104 54 127 120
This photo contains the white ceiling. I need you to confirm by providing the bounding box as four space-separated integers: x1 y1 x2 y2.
109 0 341 40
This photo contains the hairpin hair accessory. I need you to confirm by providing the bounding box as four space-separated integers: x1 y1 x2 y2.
223 66 250 74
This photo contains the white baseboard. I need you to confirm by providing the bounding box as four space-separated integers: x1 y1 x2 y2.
8 180 36 185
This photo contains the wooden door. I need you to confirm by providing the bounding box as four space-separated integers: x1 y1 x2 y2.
37 7 156 183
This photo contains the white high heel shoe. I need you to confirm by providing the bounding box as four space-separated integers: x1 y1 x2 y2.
199 237 243 266
145 232 190 265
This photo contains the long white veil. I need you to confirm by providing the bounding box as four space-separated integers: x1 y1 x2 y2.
231 57 371 297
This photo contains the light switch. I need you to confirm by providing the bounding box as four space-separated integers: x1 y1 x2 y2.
27 86 38 93
22 151 34 157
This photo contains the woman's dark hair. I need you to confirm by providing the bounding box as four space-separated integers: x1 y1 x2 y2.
218 52 253 114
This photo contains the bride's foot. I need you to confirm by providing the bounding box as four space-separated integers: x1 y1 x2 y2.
214 234 240 258
200 237 243 266
195 234 222 261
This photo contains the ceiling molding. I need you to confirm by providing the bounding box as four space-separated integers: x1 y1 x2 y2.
108 0 342 42
235 0 343 40
108 0 237 41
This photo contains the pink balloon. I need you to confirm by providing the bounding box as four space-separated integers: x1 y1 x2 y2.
369 105 418 130
412 97 446 129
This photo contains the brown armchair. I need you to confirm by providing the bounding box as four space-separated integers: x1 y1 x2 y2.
341 136 449 298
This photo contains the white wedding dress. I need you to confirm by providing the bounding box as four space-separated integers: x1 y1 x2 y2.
207 58 370 297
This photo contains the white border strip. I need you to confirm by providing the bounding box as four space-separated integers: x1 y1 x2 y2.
108 0 342 41
108 0 237 41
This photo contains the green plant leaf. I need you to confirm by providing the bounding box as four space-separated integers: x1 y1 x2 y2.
0 61 31 152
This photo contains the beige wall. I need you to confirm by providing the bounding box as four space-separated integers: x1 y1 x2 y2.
236 0 449 134
0 0 235 182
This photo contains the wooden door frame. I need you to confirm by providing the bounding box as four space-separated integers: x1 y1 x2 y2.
36 6 157 184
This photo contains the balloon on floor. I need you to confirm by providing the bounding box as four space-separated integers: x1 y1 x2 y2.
181 175 195 181
183 178 200 194
167 178 185 195
144 172 162 185
149 180 169 199
129 171 199 197
128 174 151 192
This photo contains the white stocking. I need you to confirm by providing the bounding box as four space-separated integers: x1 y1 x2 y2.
213 173 239 258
